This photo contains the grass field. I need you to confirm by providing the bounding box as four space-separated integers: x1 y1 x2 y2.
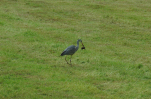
0 0 151 98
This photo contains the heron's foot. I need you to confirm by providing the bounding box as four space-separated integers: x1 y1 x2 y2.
65 56 72 65
66 62 72 66
67 62 72 65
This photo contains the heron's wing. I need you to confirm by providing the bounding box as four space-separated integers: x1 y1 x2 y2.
61 45 76 56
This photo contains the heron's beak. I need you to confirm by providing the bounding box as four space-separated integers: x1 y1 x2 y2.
81 42 85 50
81 42 84 46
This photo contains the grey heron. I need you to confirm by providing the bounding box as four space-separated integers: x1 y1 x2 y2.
61 39 85 64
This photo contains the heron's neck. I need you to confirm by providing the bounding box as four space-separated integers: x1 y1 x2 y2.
76 41 80 50
77 40 81 47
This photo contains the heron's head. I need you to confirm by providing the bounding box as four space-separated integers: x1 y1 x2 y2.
77 39 82 43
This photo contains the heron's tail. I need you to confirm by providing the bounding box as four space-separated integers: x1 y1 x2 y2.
61 51 66 56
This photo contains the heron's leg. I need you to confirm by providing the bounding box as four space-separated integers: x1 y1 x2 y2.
70 55 72 64
65 56 69 64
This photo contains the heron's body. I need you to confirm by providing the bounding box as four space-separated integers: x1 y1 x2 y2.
61 39 82 64
61 45 78 56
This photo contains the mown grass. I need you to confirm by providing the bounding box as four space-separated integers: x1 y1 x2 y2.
0 0 151 98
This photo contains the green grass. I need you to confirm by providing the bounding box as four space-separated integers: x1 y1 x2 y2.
0 0 151 98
